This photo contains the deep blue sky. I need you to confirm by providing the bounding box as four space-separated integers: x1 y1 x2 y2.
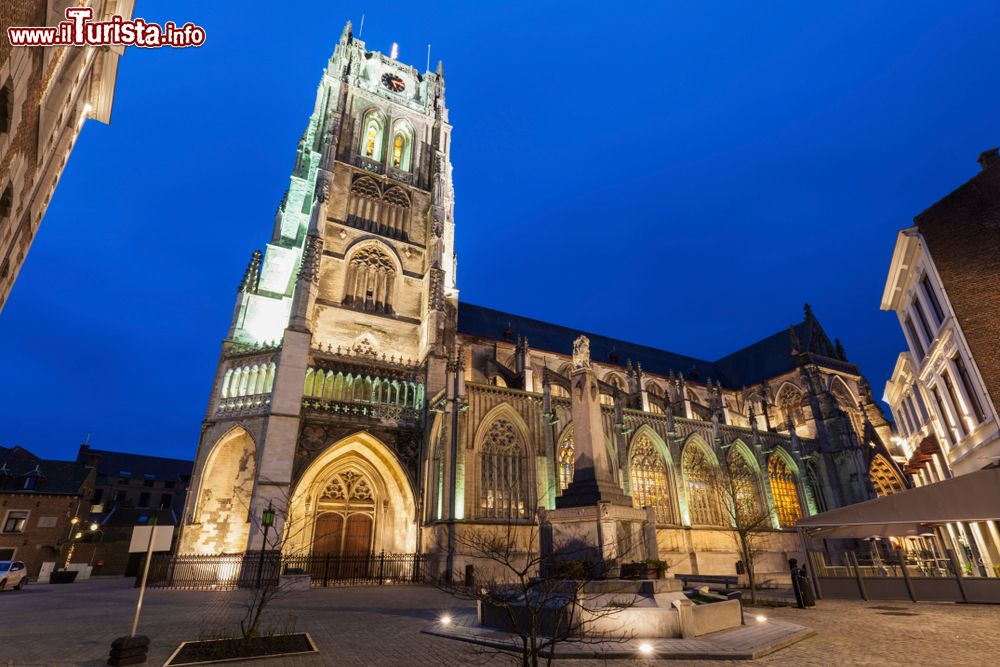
3 1 999 461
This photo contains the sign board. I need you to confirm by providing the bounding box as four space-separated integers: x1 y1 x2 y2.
128 525 174 553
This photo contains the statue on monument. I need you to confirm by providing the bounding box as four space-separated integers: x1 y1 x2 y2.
573 335 591 369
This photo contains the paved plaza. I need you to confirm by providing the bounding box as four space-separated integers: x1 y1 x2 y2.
0 579 998 666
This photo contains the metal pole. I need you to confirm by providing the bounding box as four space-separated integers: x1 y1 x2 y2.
131 519 157 637
256 521 271 589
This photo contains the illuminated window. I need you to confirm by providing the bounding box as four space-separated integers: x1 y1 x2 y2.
360 113 384 161
683 443 722 526
869 455 904 497
343 244 396 313
557 431 574 492
728 449 764 525
480 417 528 519
630 435 674 524
646 384 664 414
768 455 802 528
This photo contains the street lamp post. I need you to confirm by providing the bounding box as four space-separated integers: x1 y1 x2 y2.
256 501 276 589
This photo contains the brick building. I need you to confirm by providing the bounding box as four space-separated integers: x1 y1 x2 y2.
882 148 1000 576
0 445 94 577
0 0 134 311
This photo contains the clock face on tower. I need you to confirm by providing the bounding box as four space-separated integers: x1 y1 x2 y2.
381 73 406 93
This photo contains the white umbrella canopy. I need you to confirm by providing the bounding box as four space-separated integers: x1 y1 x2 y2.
796 467 1000 538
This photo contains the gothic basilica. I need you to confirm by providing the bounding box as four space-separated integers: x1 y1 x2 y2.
177 23 906 580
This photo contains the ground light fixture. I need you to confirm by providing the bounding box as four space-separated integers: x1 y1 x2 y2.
639 643 654 655
440 615 452 626
756 615 767 623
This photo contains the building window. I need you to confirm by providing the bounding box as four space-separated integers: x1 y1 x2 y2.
904 395 921 431
165 481 176 489
0 79 10 135
390 126 412 171
114 490 128 503
911 297 935 344
138 492 150 508
728 449 764 525
91 488 104 504
805 461 827 513
342 244 397 314
682 443 722 526
142 479 154 487
930 386 954 445
2 510 28 533
557 431 574 492
629 435 674 524
953 355 986 424
869 455 904 497
479 417 528 519
776 384 806 428
768 456 803 528
159 493 173 509
942 372 969 437
360 113 384 160
912 385 930 421
921 274 945 324
117 478 130 485
904 316 925 360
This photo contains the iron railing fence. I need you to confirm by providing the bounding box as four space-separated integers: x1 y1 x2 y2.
140 551 423 590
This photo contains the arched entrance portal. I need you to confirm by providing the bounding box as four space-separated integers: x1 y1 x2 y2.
286 432 416 556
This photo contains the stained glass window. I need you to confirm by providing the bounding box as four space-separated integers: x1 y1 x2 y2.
630 435 674 524
558 431 574 492
480 418 528 519
683 444 722 526
728 449 764 525
768 455 802 528
870 455 904 497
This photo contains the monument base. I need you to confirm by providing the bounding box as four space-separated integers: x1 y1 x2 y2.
541 502 656 578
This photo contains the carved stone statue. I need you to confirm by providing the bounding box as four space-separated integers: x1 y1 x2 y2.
572 335 591 369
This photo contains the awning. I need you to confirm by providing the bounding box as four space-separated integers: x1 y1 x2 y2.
797 466 1000 538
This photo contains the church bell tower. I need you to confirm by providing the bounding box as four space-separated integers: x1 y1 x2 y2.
179 22 457 555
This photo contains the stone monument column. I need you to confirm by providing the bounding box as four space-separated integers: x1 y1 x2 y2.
543 336 658 574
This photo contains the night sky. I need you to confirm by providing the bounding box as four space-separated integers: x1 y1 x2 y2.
3 1 999 461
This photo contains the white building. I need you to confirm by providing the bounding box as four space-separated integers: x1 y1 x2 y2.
881 149 1000 577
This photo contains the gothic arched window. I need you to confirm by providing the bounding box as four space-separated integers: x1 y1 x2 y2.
870 454 904 497
630 435 675 524
557 430 574 492
479 417 529 519
683 443 723 526
646 384 664 414
728 448 764 525
831 377 865 440
361 113 384 160
776 383 806 428
768 454 803 528
343 244 397 313
390 125 412 171
805 460 827 513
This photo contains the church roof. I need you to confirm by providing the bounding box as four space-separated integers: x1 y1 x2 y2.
457 302 830 389
77 446 193 482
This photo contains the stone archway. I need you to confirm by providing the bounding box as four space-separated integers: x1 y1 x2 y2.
286 432 416 556
180 426 257 555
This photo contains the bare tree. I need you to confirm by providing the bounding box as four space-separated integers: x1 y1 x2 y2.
434 509 638 667
711 451 774 605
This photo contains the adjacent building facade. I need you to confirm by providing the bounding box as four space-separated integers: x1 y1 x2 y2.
882 148 1000 576
177 24 904 580
0 445 94 577
0 0 134 311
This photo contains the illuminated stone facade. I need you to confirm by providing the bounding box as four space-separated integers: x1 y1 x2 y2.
0 0 134 311
179 23 901 579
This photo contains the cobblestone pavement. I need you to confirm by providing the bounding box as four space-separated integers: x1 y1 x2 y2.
0 579 997 666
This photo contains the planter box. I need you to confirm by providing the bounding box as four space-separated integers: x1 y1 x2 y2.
164 633 317 666
50 570 79 584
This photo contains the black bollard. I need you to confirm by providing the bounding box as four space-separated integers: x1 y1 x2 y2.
108 635 150 666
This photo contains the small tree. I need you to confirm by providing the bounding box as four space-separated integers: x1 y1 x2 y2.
435 510 637 667
713 449 774 605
